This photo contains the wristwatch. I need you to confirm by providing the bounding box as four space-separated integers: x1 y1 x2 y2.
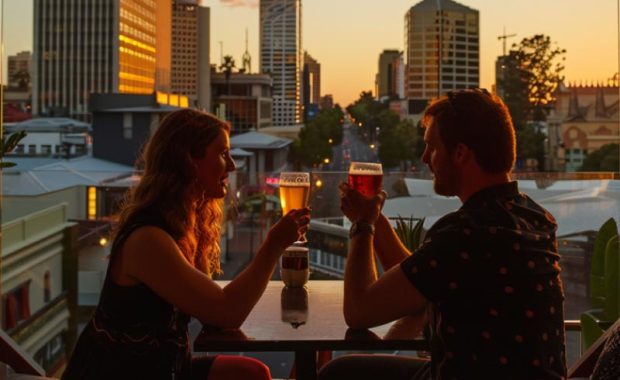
349 220 375 238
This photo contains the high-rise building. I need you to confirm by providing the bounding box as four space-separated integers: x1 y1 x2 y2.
404 0 479 101
303 52 320 120
303 52 320 105
375 49 401 101
8 51 32 89
33 0 175 120
171 0 211 110
259 0 302 126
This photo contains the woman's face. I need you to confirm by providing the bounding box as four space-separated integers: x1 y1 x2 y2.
192 129 236 199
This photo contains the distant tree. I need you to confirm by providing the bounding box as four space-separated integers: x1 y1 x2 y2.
515 123 546 170
290 123 332 168
502 34 566 124
378 117 423 170
346 91 386 141
219 55 236 95
11 69 30 89
290 108 344 168
500 34 565 169
580 144 619 172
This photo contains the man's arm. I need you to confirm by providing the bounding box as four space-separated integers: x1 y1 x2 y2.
373 214 412 271
344 230 427 329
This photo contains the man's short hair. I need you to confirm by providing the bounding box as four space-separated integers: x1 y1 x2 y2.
422 89 516 174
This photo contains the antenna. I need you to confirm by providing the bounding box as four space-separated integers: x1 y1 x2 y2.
497 27 516 56
219 41 224 64
242 28 252 73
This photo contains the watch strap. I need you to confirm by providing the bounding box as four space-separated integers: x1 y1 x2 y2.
349 220 375 238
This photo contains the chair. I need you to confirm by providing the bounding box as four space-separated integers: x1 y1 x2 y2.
569 317 620 379
589 218 617 310
581 220 619 350
0 329 54 379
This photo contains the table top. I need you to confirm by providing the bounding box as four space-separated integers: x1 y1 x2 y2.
194 280 428 352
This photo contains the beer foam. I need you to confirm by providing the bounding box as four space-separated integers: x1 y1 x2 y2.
279 181 310 187
349 163 383 175
283 246 309 257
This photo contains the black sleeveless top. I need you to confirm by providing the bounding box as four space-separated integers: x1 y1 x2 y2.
62 210 191 380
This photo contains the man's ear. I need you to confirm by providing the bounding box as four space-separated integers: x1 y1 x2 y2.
452 143 471 165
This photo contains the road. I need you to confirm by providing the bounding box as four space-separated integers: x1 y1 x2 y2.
327 123 379 172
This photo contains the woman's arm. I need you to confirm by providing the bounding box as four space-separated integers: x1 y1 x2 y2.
122 209 310 329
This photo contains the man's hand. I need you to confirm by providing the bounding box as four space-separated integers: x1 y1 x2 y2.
339 182 386 224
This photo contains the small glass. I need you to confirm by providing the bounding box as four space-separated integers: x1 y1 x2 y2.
348 162 383 197
279 172 310 245
280 246 309 288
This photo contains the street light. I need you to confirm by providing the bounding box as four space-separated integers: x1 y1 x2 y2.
370 144 375 149
324 158 330 164
328 138 333 144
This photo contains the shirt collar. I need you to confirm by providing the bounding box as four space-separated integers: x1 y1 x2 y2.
461 181 519 210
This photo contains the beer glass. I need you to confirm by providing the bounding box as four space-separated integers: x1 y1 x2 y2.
279 172 310 244
348 162 383 197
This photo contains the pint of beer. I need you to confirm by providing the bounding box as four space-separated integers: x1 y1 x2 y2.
348 162 383 197
279 172 310 215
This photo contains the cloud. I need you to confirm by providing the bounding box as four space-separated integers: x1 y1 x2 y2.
219 0 258 8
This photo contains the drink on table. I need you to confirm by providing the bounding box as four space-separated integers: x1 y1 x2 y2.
280 246 310 288
348 162 383 197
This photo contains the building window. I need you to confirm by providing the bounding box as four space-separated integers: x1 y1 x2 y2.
123 113 133 139
41 144 52 155
28 144 37 154
44 271 51 303
2 281 31 330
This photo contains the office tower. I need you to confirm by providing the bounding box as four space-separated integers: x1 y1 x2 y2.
8 51 32 89
375 50 401 100
404 0 479 101
260 0 302 126
171 0 211 110
302 52 320 120
33 0 173 120
303 52 320 105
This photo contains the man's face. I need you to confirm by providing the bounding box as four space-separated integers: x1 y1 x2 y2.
421 120 459 197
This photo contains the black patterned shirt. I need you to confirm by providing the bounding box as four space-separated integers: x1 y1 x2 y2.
401 181 567 379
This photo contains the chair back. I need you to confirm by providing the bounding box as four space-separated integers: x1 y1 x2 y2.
604 235 619 320
591 218 617 309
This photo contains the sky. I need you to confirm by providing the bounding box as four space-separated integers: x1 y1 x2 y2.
2 0 619 106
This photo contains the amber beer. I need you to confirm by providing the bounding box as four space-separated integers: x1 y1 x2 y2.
279 184 310 215
348 162 383 197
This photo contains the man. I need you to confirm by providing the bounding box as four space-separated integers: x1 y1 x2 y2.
320 89 567 379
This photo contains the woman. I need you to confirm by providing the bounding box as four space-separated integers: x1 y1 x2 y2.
63 109 310 380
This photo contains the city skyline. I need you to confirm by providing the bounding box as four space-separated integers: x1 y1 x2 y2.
2 0 619 106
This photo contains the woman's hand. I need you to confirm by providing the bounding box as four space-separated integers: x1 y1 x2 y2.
265 208 311 252
339 182 386 225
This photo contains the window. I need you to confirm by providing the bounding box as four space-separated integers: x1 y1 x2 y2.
123 112 133 139
44 271 51 303
3 281 31 330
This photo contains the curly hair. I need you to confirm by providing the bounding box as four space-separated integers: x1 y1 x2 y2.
114 109 231 277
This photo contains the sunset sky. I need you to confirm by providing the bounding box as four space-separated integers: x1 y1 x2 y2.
3 0 619 106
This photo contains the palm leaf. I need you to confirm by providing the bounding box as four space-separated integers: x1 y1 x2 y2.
394 215 425 252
